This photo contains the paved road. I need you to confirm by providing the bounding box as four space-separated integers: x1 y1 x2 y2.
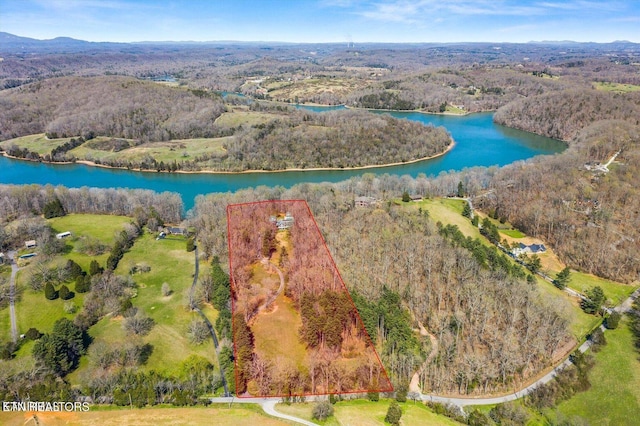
209 397 319 425
8 251 19 342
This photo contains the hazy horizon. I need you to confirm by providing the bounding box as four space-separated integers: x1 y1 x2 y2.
0 0 638 44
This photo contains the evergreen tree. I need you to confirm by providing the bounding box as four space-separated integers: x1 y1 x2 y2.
89 259 103 276
59 284 73 300
75 275 91 293
32 318 86 376
581 286 606 315
461 202 472 218
401 190 411 202
457 181 465 197
186 237 196 252
385 401 402 425
45 282 58 300
553 267 571 289
605 311 621 329
43 197 66 219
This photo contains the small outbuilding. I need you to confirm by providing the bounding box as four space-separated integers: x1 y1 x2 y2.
0 253 5 264
56 231 72 239
25 240 37 249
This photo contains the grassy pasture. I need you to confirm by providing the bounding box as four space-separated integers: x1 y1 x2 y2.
70 137 228 165
0 404 288 426
567 271 637 306
70 232 219 379
593 81 640 93
0 133 72 154
407 198 484 240
555 318 640 425
276 399 464 425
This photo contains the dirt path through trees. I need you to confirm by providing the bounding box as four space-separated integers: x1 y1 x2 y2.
409 322 438 393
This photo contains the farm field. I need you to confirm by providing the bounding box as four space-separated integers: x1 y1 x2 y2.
566 271 637 306
0 404 288 426
555 319 640 425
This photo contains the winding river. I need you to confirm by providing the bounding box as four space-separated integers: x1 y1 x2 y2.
0 109 564 210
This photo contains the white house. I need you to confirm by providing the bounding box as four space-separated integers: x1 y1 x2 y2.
56 231 72 239
25 240 37 249
512 243 547 257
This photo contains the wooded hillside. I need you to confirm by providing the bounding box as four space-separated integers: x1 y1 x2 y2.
0 76 226 142
494 89 640 141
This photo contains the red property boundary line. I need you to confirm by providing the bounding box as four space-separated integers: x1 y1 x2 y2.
227 199 394 398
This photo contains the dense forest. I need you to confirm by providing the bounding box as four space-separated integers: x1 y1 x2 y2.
0 76 226 142
192 188 571 394
220 109 451 170
494 89 640 141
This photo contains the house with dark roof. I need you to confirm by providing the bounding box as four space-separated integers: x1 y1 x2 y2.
168 227 187 236
512 243 547 256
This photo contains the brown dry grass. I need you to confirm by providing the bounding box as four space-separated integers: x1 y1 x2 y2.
0 406 289 426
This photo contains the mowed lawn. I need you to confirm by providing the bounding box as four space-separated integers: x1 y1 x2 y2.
1 215 129 360
49 214 132 270
555 319 640 425
276 399 463 425
75 232 221 377
0 133 73 154
0 405 288 426
406 198 484 241
566 271 637 306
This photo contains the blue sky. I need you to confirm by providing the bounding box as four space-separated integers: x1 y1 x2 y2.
1 0 639 43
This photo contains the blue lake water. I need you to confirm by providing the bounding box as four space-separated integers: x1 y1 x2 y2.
0 109 564 210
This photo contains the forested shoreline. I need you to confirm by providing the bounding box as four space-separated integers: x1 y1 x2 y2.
0 76 453 172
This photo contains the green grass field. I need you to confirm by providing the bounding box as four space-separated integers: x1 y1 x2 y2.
276 399 463 425
593 81 640 93
533 277 599 340
555 319 640 425
567 271 637 306
0 133 73 154
70 137 229 165
408 198 484 241
0 404 289 426
500 229 526 238
72 231 220 377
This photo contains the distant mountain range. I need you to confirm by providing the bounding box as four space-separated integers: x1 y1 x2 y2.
1 32 638 54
